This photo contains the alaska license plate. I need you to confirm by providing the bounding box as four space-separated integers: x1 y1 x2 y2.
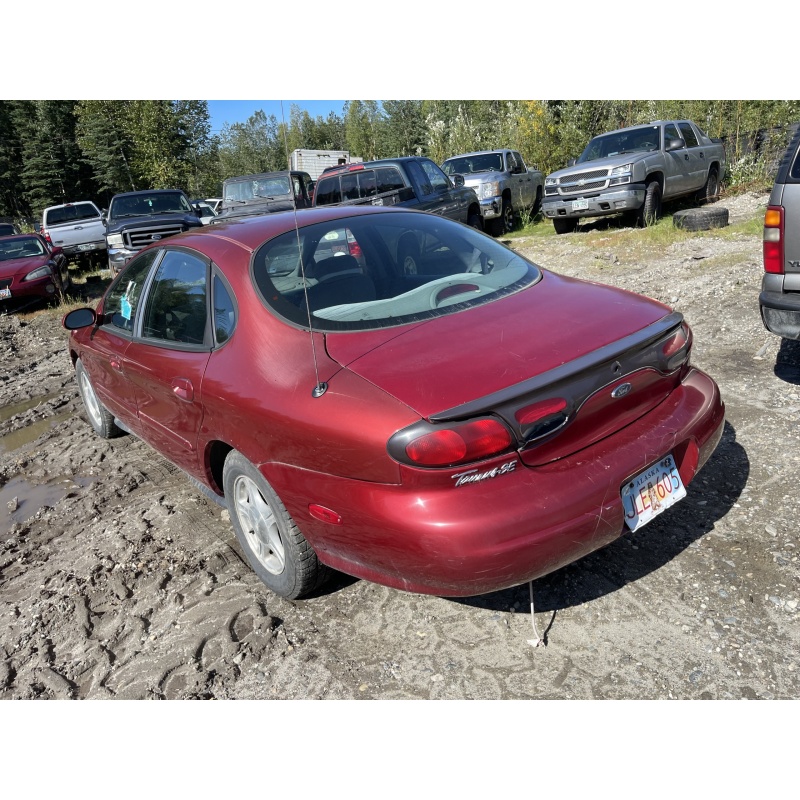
621 454 686 532
0 287 11 299
571 198 588 211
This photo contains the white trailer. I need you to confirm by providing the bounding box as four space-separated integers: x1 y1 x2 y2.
289 149 362 180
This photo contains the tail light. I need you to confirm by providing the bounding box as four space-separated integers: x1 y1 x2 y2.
660 322 692 371
348 240 363 259
42 228 52 244
388 417 513 468
763 205 784 274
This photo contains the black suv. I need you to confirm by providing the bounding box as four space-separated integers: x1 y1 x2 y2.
213 171 314 223
312 157 483 229
761 126 800 340
104 189 203 275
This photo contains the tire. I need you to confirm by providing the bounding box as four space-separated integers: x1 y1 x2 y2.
696 166 720 204
398 233 421 276
532 187 542 215
501 198 515 233
672 206 729 231
75 358 123 439
467 212 483 231
223 450 328 599
553 217 578 235
636 181 662 227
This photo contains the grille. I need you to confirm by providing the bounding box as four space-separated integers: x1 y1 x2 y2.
125 224 186 251
557 167 610 197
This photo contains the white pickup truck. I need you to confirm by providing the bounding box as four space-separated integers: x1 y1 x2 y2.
41 201 107 261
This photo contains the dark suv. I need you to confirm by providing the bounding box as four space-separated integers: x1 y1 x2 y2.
761 126 800 340
312 157 483 229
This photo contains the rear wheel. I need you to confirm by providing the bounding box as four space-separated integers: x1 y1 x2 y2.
696 166 720 204
223 451 328 599
76 358 123 439
553 217 578 235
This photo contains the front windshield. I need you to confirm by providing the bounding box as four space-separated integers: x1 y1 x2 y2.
109 193 192 219
224 176 292 203
578 126 660 163
442 153 504 175
253 211 540 332
0 237 45 261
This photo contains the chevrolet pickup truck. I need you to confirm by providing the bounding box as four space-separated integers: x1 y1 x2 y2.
313 157 483 229
542 120 726 234
441 149 543 236
104 189 204 275
41 201 107 262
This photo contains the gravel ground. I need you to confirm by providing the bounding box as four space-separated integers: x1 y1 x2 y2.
1 190 798 701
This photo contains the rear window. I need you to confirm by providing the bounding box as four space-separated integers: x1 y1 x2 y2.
252 211 540 332
44 203 100 226
314 168 406 207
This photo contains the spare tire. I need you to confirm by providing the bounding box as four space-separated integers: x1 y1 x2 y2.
672 207 729 231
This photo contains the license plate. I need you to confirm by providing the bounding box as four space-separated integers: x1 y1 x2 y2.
77 243 96 251
621 454 686 532
0 287 11 299
572 199 588 211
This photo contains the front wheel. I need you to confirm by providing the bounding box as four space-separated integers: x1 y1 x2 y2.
76 358 123 439
636 181 662 227
467 212 483 231
223 451 328 599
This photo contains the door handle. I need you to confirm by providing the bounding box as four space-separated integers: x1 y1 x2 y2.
172 377 194 402
699 152 705 158
684 154 689 160
110 358 123 372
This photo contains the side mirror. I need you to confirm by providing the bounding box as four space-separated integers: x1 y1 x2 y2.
567 158 577 167
101 213 107 225
62 307 97 330
454 174 465 187
666 137 684 152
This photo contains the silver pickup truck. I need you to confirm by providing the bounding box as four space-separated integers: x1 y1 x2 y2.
542 120 726 233
441 149 544 236
41 201 107 259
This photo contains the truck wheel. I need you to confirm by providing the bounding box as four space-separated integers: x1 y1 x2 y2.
696 166 720 204
553 217 578 235
636 181 662 227
501 198 515 233
398 233 421 275
532 187 542 215
468 212 484 231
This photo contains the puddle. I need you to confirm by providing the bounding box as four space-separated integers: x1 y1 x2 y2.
0 393 59 423
1 473 95 538
0 411 73 453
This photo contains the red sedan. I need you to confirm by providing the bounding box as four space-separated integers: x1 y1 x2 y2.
63 207 724 599
0 233 70 305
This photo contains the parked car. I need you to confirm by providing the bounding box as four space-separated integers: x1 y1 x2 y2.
212 171 314 223
0 222 21 236
441 149 544 236
542 120 726 233
192 201 217 225
41 201 107 261
0 233 70 305
104 189 204 275
761 125 800 340
313 157 484 231
205 198 223 214
63 206 725 600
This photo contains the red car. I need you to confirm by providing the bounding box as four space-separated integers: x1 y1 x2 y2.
0 233 70 305
63 207 725 599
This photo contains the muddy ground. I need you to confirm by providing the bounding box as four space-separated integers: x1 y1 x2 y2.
1 191 798 700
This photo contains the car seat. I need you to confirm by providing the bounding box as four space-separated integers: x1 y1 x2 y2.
305 255 376 313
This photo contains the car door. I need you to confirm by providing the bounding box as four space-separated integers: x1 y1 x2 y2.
408 159 463 221
678 122 706 192
663 122 690 197
77 249 162 435
121 248 213 475
508 151 534 209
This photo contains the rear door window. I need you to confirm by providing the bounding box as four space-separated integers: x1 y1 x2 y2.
678 122 699 149
314 176 341 205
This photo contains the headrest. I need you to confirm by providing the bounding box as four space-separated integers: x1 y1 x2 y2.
313 254 361 281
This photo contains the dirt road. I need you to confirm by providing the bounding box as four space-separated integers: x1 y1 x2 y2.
1 192 798 699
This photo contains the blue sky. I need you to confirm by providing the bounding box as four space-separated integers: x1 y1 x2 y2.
207 100 349 135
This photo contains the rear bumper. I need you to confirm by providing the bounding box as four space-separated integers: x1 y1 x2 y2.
265 367 725 597
760 289 800 339
543 185 645 220
62 241 107 256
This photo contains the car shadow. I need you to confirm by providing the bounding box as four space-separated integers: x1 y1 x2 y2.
774 338 800 384
450 419 748 618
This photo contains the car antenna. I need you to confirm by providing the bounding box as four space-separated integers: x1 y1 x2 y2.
281 101 327 398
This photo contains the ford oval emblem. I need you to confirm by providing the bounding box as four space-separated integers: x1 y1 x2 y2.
152 234 161 240
612 383 632 399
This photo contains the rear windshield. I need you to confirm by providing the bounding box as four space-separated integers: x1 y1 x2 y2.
252 211 540 332
44 203 100 225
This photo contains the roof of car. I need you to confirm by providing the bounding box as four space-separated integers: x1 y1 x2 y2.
223 171 310 184
111 188 188 199
443 150 511 160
